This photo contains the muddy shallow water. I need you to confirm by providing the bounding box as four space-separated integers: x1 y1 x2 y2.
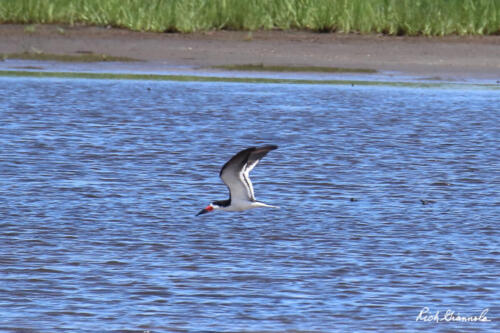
0 77 498 332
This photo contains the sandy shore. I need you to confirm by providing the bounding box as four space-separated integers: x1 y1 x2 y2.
1 24 500 81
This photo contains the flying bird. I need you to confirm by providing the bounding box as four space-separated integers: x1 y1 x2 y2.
196 145 279 216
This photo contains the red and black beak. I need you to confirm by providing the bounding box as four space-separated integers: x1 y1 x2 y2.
196 205 213 216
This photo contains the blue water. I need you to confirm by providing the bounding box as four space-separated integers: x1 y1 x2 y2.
0 77 498 332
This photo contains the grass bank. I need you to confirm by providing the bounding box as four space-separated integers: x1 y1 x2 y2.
2 52 139 62
212 64 376 74
1 70 499 90
0 0 499 35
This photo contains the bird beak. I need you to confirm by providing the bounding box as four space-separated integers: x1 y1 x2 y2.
196 208 209 216
196 205 213 216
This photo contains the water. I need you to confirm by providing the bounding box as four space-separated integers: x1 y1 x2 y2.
0 77 498 332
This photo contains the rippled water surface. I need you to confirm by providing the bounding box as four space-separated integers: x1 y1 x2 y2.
0 77 499 332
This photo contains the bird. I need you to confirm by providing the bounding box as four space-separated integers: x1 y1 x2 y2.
196 145 279 216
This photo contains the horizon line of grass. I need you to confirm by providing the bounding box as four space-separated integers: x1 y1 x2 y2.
0 70 498 90
212 64 376 74
0 0 499 36
1 53 374 73
2 52 140 62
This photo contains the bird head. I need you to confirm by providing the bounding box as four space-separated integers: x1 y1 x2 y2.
196 203 216 216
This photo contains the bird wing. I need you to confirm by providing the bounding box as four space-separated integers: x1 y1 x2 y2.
242 145 278 200
220 145 278 202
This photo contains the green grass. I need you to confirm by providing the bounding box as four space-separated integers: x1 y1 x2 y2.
2 52 139 62
0 0 499 35
1 70 499 90
212 64 376 73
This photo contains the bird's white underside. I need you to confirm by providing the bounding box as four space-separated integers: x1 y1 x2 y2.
219 200 279 212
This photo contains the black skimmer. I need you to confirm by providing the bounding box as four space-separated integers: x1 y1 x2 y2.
196 145 279 216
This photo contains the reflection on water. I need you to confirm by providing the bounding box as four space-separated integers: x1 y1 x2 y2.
0 78 498 332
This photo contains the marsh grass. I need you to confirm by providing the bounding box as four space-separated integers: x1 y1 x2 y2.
0 0 498 35
1 70 499 90
2 52 139 62
213 64 376 73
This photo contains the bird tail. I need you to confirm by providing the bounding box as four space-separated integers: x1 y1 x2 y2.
254 202 280 209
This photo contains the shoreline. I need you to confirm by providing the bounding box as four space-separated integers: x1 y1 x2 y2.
4 69 500 90
1 24 500 82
